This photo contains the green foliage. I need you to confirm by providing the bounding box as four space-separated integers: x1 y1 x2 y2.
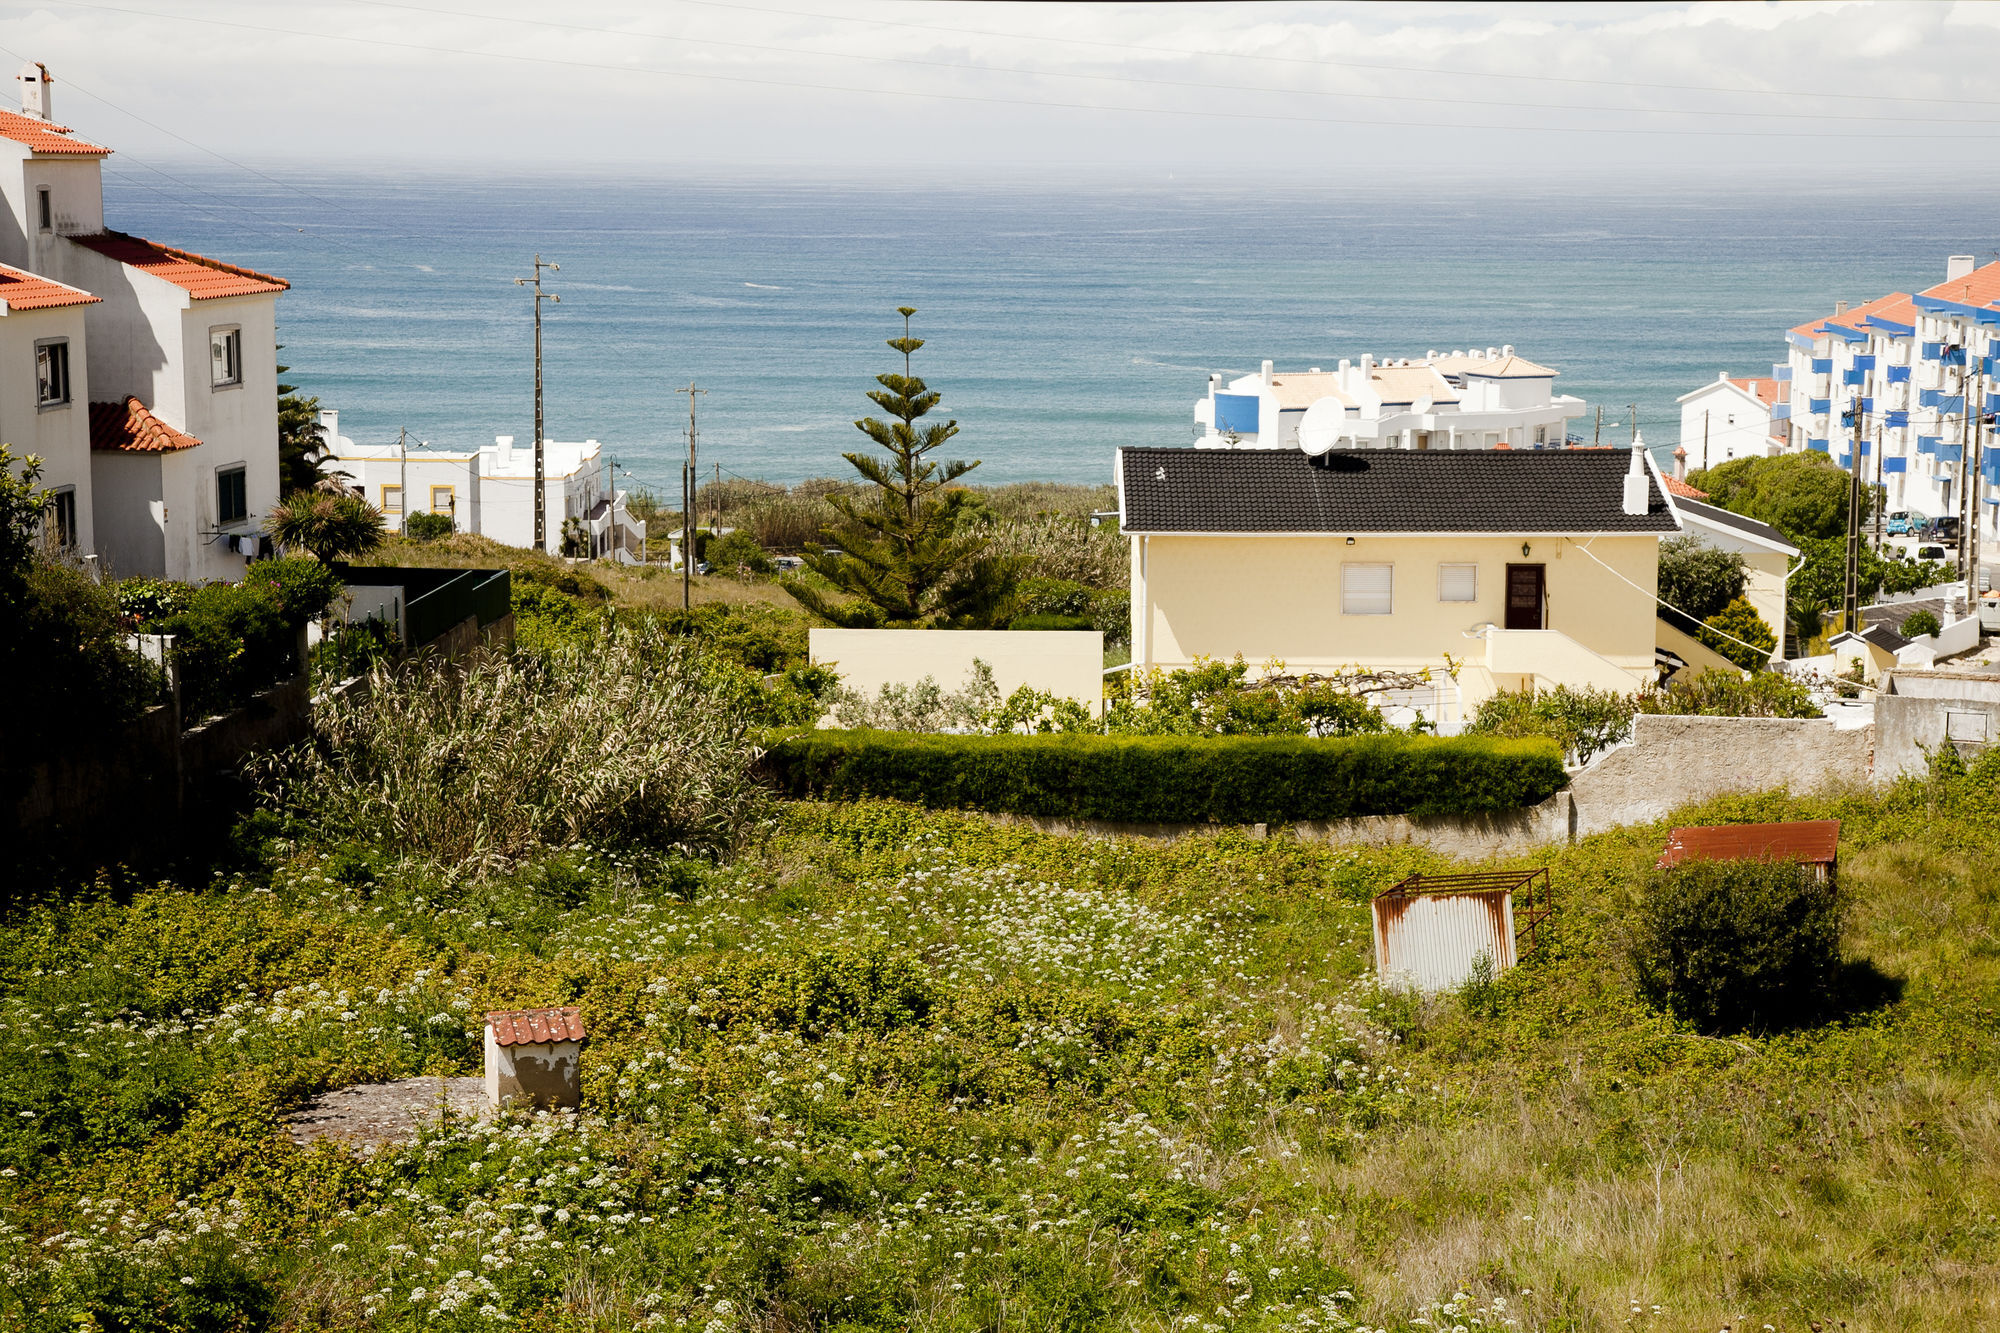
276 357 328 498
787 309 1021 628
1700 595 1777 669
1630 858 1845 1033
311 616 400 687
1786 537 1947 633
1689 451 1868 543
759 729 1568 822
0 443 44 597
1900 608 1943 639
242 556 343 625
707 527 774 575
1879 553 1952 594
1464 683 1635 764
1637 669 1820 718
263 489 387 564
2 555 158 763
1096 658 1393 738
509 578 601 655
402 510 455 542
150 581 295 723
1011 576 1129 642
115 576 189 624
1656 534 1746 623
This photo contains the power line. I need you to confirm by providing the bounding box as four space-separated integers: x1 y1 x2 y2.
38 0 2000 142
331 0 1983 128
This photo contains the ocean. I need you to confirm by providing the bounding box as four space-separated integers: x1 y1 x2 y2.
104 167 2000 495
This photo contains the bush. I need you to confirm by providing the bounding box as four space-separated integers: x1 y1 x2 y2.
1464 684 1635 764
1012 576 1129 643
259 625 766 868
404 510 455 542
1638 670 1820 718
760 729 1567 822
150 582 295 724
1900 608 1942 639
1657 535 1746 623
242 556 342 625
1630 858 1844 1033
2 556 159 763
1700 596 1777 670
708 528 774 575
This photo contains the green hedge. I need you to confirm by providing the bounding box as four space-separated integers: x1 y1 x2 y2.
760 730 1567 823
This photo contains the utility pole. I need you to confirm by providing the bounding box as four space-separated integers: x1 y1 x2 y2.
1843 391 1862 635
1958 349 1974 578
1972 351 1987 599
1873 422 1884 551
1593 405 1603 446
515 255 559 553
1702 413 1710 472
1628 404 1639 445
398 425 407 534
676 382 705 610
712 461 721 535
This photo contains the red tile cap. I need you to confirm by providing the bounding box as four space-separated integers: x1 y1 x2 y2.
0 108 109 156
0 262 98 311
1657 820 1841 870
69 230 287 300
486 1006 586 1047
1664 475 1709 499
90 397 201 454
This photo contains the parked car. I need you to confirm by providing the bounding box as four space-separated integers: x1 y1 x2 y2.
1927 516 1961 542
1886 510 1925 536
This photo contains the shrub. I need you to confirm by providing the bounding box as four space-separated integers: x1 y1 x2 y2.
1630 858 1844 1033
114 576 189 624
311 616 399 686
1010 613 1096 632
1657 535 1747 623
1 556 159 763
151 581 295 723
511 578 600 655
708 528 774 575
259 625 766 867
242 556 342 625
1700 596 1777 670
263 490 386 564
760 729 1567 822
1900 608 1942 639
1638 670 1820 718
1012 576 1129 643
404 510 455 542
1464 684 1635 764
745 494 837 552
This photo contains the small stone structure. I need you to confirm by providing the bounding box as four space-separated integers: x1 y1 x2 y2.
485 1007 586 1110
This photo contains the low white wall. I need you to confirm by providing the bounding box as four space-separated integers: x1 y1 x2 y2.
1908 613 1980 660
811 628 1103 709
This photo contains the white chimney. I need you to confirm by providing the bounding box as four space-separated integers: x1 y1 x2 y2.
1487 346 1500 360
1502 344 1514 358
1427 349 1438 360
1309 366 1321 373
497 434 515 467
316 408 339 447
1948 255 1976 283
1622 446 1650 517
1834 300 1849 316
1261 359 1274 385
18 62 51 121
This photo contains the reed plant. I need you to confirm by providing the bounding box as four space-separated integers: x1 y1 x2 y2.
258 627 765 869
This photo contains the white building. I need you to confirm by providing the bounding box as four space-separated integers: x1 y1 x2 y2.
0 63 287 582
316 412 645 561
1675 371 1787 473
1781 288 1926 520
1192 346 1587 451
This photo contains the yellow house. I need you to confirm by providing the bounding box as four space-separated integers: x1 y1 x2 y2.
1666 494 1799 668
1118 445 1682 723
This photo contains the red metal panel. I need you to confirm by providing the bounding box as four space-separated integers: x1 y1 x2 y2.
1657 820 1841 871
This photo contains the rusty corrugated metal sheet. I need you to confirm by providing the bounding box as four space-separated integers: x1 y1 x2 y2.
486 1007 585 1047
1372 888 1517 993
1657 820 1840 873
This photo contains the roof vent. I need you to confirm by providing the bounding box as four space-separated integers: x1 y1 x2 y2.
1261 359 1274 385
17 61 50 121
1622 446 1649 517
497 434 515 467
1948 254 1976 282
1502 344 1514 358
1834 300 1849 316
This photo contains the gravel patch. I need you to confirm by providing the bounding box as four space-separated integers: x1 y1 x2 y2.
284 1076 488 1149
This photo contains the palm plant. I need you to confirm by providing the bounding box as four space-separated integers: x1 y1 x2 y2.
264 490 387 564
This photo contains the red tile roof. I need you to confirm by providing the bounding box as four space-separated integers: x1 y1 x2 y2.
486 1007 585 1047
68 231 287 300
1919 261 2000 310
1725 376 1784 407
90 397 201 454
1791 292 1918 340
1657 820 1841 870
1664 475 1709 499
0 262 97 311
0 108 109 156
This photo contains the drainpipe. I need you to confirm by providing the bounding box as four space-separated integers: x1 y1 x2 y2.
1140 535 1152 673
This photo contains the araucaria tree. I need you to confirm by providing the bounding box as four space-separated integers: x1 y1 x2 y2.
787 308 1018 627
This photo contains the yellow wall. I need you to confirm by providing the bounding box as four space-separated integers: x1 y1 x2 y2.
1133 533 1661 677
1741 548 1791 662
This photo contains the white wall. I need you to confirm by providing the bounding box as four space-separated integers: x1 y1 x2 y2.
0 151 105 273
90 449 165 577
810 628 1104 713
0 301 92 551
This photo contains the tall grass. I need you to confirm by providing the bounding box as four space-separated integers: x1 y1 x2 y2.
258 628 766 869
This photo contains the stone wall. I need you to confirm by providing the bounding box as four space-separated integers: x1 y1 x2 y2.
1876 670 2000 777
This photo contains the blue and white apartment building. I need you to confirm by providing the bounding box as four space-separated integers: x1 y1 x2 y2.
1686 255 2000 540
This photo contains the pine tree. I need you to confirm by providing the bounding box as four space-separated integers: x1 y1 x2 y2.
787 308 1018 627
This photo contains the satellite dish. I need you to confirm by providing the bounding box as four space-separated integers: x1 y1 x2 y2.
1298 397 1346 457
1412 395 1434 416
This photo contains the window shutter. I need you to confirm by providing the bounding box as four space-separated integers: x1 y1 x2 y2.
1438 563 1477 602
1342 562 1393 615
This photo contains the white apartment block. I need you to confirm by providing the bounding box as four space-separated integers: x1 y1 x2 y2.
317 412 645 561
1675 372 1788 473
1192 347 1588 452
0 62 286 583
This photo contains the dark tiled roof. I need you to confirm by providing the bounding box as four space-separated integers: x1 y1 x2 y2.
1119 446 1679 535
1673 497 1798 552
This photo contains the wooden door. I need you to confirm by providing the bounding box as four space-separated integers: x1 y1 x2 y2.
1505 563 1545 630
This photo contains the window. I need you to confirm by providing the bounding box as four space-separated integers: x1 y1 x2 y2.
35 340 69 407
1341 562 1393 615
217 467 248 525
1438 563 1478 602
46 488 75 548
209 326 242 388
36 188 50 231
1534 425 1547 445
430 485 454 513
381 484 403 515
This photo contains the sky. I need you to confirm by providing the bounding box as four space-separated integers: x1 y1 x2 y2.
2 1 2000 181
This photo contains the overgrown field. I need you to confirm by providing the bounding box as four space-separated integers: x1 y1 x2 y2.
6 772 2000 1329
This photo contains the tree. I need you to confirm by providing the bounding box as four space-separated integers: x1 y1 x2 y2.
1701 596 1777 670
785 308 1019 628
264 489 387 564
1657 535 1746 623
277 350 334 496
1900 609 1942 639
1688 452 1868 544
0 444 45 608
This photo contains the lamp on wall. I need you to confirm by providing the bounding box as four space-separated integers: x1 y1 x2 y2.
1346 536 1356 546
1521 542 1532 557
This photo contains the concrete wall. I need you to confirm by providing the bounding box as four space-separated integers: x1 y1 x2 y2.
811 628 1103 709
89 448 165 578
1566 713 1874 836
0 300 93 551
1133 532 1661 685
1876 670 2000 778
0 150 104 273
